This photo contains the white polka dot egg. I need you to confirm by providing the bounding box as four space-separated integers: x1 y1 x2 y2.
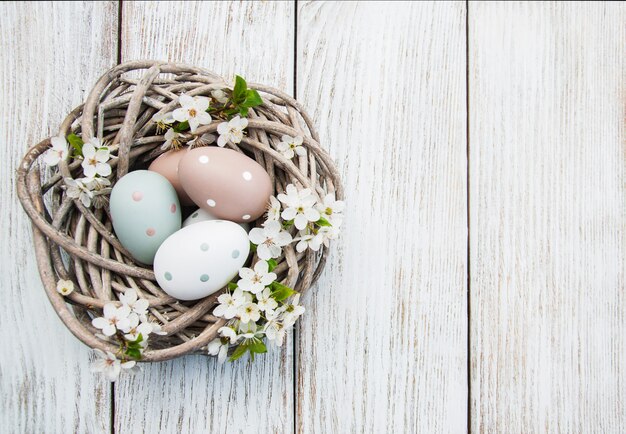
153 220 250 301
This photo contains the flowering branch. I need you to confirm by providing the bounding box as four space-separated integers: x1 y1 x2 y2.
209 183 344 363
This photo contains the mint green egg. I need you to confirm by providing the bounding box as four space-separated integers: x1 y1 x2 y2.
110 170 181 264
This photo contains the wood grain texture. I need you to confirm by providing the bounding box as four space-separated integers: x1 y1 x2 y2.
469 2 626 432
296 2 468 433
114 2 295 433
0 2 118 433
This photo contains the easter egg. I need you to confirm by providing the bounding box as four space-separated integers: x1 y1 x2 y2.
148 149 194 206
178 147 272 223
153 220 250 301
183 208 250 232
110 170 181 264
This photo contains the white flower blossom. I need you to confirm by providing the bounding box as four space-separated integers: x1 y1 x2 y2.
264 311 287 346
238 302 261 324
187 132 216 148
56 279 74 296
318 223 341 247
86 176 111 191
211 89 229 104
295 232 323 253
81 138 111 179
281 294 306 328
217 116 248 147
213 288 246 319
122 313 152 341
161 128 182 150
91 302 132 337
65 177 94 207
256 287 278 313
277 135 306 160
146 322 166 336
266 196 281 222
152 111 175 131
316 193 345 225
219 326 240 344
248 220 292 260
91 349 135 382
238 324 264 343
172 94 211 132
43 136 69 166
207 338 229 363
277 184 320 230
237 261 276 295
119 288 149 321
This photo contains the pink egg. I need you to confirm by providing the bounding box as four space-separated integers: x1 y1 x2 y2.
178 147 273 222
148 149 195 206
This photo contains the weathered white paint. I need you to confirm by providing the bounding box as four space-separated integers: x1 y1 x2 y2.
113 2 296 433
4 2 626 433
296 2 468 433
0 2 118 433
469 2 626 432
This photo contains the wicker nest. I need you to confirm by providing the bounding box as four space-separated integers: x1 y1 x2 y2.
16 60 343 362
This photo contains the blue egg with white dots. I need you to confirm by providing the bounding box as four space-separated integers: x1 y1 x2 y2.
153 221 250 301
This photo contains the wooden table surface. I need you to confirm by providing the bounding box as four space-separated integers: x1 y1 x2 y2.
1 1 624 433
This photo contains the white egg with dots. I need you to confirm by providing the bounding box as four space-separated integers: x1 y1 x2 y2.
183 208 250 232
154 220 250 301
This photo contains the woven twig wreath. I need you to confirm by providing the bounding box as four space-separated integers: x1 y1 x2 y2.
16 60 343 362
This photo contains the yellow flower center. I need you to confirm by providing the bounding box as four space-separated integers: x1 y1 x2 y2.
189 108 197 117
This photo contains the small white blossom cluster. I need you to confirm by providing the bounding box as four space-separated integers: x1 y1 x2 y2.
272 184 345 253
210 184 343 363
277 134 306 160
151 91 249 151
90 288 165 381
208 259 305 363
43 135 113 208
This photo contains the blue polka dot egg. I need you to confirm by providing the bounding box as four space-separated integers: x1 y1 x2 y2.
110 170 181 265
153 220 250 301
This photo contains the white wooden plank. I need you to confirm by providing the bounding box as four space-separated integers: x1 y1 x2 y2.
0 2 118 433
469 2 626 432
114 2 295 433
296 2 468 433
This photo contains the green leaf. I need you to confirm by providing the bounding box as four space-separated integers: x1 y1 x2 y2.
233 75 247 103
67 133 84 155
227 282 238 291
267 258 278 272
282 220 294 229
223 108 239 117
242 89 263 108
316 216 332 227
249 340 267 355
172 121 189 133
238 106 249 117
249 242 257 253
270 281 296 301
229 343 249 361
125 348 142 361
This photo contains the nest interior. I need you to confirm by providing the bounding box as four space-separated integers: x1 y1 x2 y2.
16 60 343 362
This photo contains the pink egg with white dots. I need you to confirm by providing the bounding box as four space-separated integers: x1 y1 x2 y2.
178 147 273 223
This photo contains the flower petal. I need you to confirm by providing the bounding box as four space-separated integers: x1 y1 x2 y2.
178 94 194 107
248 227 266 244
294 214 308 230
254 260 269 274
304 208 321 222
256 244 272 260
281 207 297 221
172 107 188 122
